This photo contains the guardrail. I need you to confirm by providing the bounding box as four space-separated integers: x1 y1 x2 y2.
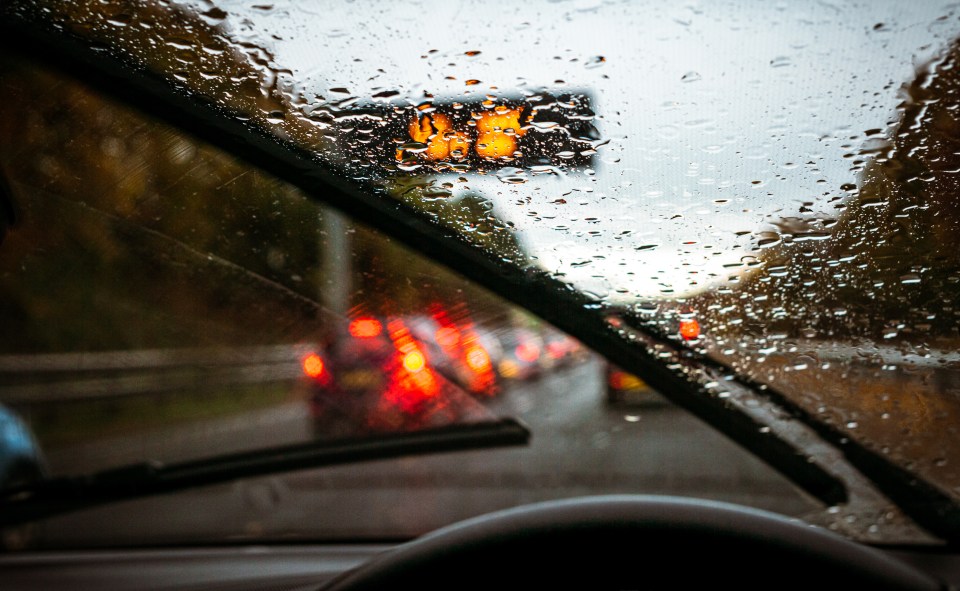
769 342 960 370
0 344 318 404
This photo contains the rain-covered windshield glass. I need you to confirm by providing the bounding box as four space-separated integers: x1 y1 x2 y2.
0 46 822 549
5 0 960 545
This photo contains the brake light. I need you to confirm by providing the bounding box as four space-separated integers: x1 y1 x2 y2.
302 353 325 378
465 345 491 373
679 319 701 340
609 370 624 390
609 370 643 390
435 326 460 348
402 350 426 373
349 318 382 338
515 341 540 363
547 342 565 359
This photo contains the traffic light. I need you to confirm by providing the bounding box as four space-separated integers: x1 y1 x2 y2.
334 89 599 172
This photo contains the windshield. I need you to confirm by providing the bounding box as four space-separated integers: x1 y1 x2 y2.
2 0 960 547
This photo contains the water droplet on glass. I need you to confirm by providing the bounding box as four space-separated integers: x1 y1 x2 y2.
200 7 228 24
585 55 606 69
769 56 792 68
756 232 782 249
106 13 132 27
399 141 429 153
900 273 921 284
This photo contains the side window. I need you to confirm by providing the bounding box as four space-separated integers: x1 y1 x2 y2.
0 54 592 471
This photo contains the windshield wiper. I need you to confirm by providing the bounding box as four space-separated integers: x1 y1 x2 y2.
0 418 529 527
611 309 960 543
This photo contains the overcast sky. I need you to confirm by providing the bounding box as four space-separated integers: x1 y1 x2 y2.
212 0 960 300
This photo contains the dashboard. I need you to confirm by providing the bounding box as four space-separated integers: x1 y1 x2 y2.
5 496 960 591
1 545 386 591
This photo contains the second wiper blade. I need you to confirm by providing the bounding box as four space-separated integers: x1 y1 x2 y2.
0 418 529 527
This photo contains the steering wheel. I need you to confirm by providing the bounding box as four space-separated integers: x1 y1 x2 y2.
323 495 938 590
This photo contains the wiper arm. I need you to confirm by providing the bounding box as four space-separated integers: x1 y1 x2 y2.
0 418 529 527
613 309 960 542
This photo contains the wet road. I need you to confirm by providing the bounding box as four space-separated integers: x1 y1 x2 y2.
37 358 817 547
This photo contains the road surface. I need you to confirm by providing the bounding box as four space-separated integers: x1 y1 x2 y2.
35 357 817 547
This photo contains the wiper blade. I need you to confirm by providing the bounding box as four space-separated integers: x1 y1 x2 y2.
0 418 529 527
613 309 960 542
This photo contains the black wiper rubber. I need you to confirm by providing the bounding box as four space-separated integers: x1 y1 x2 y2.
0 419 529 527
4 15 960 540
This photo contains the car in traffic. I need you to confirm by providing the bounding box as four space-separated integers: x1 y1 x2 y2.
492 326 546 381
603 363 664 405
0 403 44 492
540 326 586 369
4 1 960 590
304 316 448 436
404 310 500 397
604 311 700 404
0 403 45 550
303 314 495 436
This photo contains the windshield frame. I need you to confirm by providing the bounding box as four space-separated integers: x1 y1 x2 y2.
2 8 959 544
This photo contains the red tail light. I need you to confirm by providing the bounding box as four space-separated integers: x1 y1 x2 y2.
302 353 325 378
547 342 565 359
386 350 439 414
435 326 460 348
515 341 540 363
465 345 491 373
679 319 701 340
608 370 626 390
349 318 382 338
402 350 426 373
609 370 643 390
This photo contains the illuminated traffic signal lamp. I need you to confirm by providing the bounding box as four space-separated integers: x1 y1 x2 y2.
474 106 526 159
403 113 471 161
339 89 598 171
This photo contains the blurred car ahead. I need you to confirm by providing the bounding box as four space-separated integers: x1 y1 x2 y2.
604 315 700 405
540 326 586 368
494 326 545 381
0 403 45 550
0 402 45 491
303 316 466 437
404 310 500 397
604 363 666 405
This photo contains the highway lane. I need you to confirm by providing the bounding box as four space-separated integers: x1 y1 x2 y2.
34 357 817 547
